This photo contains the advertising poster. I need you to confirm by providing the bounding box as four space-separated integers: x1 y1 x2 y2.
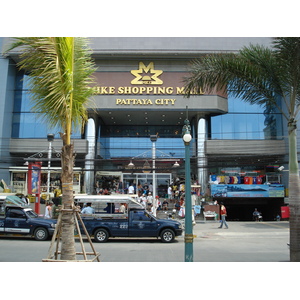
211 184 284 198
27 162 42 194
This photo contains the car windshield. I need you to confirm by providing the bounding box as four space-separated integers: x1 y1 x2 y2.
25 209 38 218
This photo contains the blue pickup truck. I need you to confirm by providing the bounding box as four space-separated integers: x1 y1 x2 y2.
0 195 56 241
75 195 183 243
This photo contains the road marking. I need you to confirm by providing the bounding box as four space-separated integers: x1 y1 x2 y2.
260 222 289 229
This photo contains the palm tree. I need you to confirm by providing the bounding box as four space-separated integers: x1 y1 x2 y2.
4 37 96 260
184 37 300 262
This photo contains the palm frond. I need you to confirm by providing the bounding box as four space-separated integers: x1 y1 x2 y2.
184 43 296 119
6 37 96 137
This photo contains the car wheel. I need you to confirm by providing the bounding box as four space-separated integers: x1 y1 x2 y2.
160 229 175 243
34 227 49 241
94 228 109 243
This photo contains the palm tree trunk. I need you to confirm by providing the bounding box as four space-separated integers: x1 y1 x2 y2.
60 143 76 260
288 119 300 261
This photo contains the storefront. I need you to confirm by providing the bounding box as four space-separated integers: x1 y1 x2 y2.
9 167 83 196
94 171 172 197
209 170 286 220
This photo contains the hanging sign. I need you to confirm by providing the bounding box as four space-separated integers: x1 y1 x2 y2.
27 162 42 194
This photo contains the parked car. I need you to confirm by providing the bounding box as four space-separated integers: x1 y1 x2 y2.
0 195 56 241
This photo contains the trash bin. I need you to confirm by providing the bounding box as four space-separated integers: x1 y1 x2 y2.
281 206 290 219
28 195 36 203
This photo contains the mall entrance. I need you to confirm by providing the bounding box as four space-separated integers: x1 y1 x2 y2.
215 197 285 221
122 173 172 197
94 171 172 197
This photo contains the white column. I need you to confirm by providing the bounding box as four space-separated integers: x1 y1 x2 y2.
84 118 96 195
197 117 207 193
46 140 52 199
152 140 157 216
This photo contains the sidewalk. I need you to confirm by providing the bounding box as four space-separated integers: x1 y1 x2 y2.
156 207 290 242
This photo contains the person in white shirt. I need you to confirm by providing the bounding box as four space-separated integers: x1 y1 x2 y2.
44 202 53 219
141 195 147 208
147 192 153 204
167 186 173 201
146 192 153 212
128 184 135 194
149 183 153 193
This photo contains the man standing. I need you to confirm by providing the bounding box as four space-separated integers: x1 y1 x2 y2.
167 186 173 202
218 202 229 229
140 194 147 208
128 184 135 194
44 201 53 219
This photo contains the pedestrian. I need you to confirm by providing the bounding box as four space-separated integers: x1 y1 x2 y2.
149 182 153 193
156 196 161 210
53 187 62 198
128 184 135 194
167 186 173 202
147 192 153 212
44 201 53 219
141 194 147 208
137 184 143 196
21 194 29 205
52 197 61 219
218 202 228 229
253 208 260 221
147 192 153 204
162 199 169 211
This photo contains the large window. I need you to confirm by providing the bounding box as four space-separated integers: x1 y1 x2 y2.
210 96 283 140
101 125 182 138
99 136 186 159
100 124 188 159
12 72 81 138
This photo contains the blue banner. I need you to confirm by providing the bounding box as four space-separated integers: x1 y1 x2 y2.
28 162 42 194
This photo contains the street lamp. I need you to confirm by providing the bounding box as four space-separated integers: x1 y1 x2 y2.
150 135 157 216
128 160 135 168
173 161 180 168
47 133 54 200
182 114 193 262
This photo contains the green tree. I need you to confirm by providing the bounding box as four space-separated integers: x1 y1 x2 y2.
184 37 300 261
5 37 96 260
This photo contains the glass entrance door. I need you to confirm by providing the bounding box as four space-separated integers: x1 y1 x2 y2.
122 173 171 197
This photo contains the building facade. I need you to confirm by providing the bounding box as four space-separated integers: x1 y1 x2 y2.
0 37 291 220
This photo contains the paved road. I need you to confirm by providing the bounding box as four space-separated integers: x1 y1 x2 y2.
0 220 290 262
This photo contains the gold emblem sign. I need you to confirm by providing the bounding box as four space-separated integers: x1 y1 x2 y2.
131 62 163 85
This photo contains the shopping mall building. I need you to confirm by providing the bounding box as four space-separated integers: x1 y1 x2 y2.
0 37 291 220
